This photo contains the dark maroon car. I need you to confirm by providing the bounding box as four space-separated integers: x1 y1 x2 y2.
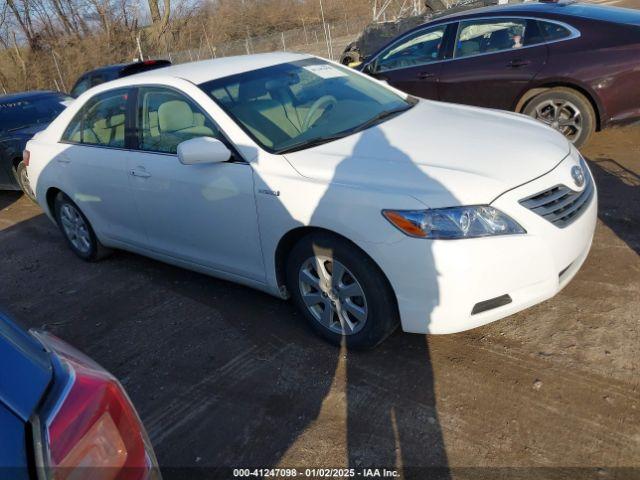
358 1 640 147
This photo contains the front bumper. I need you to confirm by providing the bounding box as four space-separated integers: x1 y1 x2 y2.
368 154 598 335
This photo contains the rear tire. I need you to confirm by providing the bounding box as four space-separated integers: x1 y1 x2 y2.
53 192 112 262
286 232 399 349
13 160 37 203
523 87 596 149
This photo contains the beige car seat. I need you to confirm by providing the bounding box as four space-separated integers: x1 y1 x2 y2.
143 100 214 153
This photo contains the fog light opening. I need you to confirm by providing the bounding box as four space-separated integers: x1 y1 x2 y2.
471 294 512 315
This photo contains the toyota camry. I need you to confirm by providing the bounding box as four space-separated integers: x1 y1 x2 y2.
25 53 597 348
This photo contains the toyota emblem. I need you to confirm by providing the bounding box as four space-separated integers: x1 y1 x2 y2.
571 165 585 188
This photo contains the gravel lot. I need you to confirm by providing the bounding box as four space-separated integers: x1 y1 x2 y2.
0 125 638 479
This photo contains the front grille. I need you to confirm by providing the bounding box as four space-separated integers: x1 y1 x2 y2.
519 163 594 228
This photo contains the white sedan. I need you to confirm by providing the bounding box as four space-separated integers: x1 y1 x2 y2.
26 52 597 348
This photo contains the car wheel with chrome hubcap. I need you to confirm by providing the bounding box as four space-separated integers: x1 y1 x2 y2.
287 233 399 349
54 192 112 261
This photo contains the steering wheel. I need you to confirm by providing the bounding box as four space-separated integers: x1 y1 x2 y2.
302 95 337 131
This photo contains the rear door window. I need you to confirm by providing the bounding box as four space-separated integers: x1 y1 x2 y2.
454 18 529 58
538 21 573 42
62 89 129 148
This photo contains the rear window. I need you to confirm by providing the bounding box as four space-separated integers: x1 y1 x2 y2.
70 70 119 97
0 94 71 132
538 21 573 42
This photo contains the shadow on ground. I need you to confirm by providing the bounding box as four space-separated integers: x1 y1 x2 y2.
0 212 451 479
1 129 639 477
0 191 21 211
587 157 640 255
0 131 452 479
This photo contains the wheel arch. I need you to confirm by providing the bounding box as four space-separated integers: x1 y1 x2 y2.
274 226 399 312
45 186 62 217
515 82 603 131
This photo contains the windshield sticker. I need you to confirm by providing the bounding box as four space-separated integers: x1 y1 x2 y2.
303 64 348 79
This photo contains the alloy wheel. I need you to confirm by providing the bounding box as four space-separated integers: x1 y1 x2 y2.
17 164 36 201
298 255 368 335
533 99 583 143
59 203 92 254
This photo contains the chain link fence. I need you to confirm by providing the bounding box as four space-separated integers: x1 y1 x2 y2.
153 0 526 66
161 17 370 66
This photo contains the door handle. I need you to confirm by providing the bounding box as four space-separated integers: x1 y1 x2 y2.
130 169 151 178
56 156 71 164
507 59 531 68
417 72 435 79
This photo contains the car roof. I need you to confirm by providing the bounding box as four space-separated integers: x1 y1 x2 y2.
133 52 312 85
0 90 65 103
433 1 640 23
79 63 130 77
80 60 172 78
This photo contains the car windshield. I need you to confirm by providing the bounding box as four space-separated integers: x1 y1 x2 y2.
199 58 415 153
0 94 71 132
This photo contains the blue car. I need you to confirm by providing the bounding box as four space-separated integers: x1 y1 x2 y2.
0 91 72 201
0 313 160 479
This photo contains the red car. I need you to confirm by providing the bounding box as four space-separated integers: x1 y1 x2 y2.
358 1 640 147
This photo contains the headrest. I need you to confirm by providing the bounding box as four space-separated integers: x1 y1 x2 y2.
489 29 512 49
94 113 125 130
158 100 194 132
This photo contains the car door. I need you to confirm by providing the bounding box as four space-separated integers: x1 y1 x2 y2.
438 18 548 110
59 88 145 245
364 23 450 100
127 86 265 281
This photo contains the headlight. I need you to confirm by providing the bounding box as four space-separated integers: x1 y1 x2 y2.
382 206 526 239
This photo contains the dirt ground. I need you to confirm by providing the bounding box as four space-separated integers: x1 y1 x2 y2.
0 123 638 479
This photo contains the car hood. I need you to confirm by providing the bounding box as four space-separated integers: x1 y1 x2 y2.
0 123 49 143
283 100 570 207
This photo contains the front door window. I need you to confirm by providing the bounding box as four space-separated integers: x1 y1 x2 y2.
373 25 447 73
136 87 220 154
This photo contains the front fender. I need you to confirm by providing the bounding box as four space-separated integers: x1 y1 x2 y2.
254 171 424 293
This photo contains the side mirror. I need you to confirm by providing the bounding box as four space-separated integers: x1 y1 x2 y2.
362 61 376 74
177 137 231 165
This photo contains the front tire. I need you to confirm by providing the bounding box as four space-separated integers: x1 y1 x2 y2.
286 232 399 349
523 87 596 148
54 193 111 261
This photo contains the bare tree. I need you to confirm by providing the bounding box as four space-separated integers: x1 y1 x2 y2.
148 0 170 30
6 0 39 49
